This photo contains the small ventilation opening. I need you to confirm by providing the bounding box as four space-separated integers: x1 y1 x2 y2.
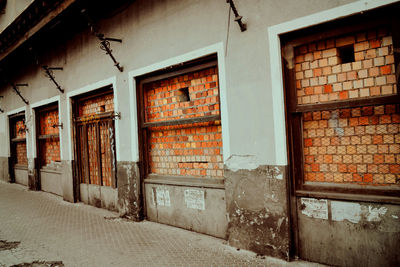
178 87 190 102
338 45 355 64
99 105 106 112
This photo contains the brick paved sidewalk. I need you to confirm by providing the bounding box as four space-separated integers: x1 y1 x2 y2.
0 182 323 267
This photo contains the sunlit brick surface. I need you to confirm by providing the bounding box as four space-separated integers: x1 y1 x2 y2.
144 67 220 122
144 67 223 178
149 122 223 177
295 28 396 104
78 93 114 186
303 104 400 185
38 109 60 166
100 122 113 186
14 119 27 165
78 93 114 117
16 143 27 165
15 120 26 139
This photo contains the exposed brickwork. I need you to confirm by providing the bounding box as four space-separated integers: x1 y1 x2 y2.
295 28 396 104
100 122 113 186
16 143 27 165
303 104 400 185
78 93 114 117
39 109 59 135
78 92 114 186
39 139 60 166
38 109 60 166
14 119 27 165
144 66 223 178
15 120 26 139
149 122 223 177
87 124 100 185
144 67 220 122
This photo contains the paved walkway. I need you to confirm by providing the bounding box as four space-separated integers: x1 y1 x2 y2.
0 182 323 267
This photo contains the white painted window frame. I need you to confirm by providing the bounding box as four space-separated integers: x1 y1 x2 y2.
6 106 27 158
29 96 61 160
128 42 231 163
65 77 119 161
268 0 399 166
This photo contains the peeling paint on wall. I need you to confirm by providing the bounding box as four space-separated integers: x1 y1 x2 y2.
365 206 388 222
184 189 205 210
225 155 259 172
225 165 289 260
155 187 170 207
300 198 328 220
331 201 361 223
117 161 141 221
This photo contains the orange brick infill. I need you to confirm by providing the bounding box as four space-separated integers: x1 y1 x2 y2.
15 120 26 138
148 122 223 178
303 104 400 185
79 93 114 117
16 142 28 165
77 92 115 186
295 27 396 105
144 67 220 123
39 139 61 166
38 109 61 167
100 123 113 187
39 109 59 135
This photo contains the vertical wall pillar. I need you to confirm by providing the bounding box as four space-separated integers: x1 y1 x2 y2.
60 95 76 202
224 163 290 260
117 161 142 221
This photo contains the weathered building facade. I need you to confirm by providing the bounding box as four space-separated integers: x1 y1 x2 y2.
0 0 398 266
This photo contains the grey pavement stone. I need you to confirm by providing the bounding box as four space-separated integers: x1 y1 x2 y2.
0 182 324 267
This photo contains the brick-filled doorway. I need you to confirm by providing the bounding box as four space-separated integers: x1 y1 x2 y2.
282 7 400 266
8 112 28 186
73 86 117 193
35 103 62 195
137 55 228 237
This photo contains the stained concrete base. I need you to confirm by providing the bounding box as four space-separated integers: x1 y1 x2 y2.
145 182 228 239
80 183 118 211
0 157 8 182
15 166 28 186
117 161 142 221
40 170 62 196
225 165 290 260
297 197 400 267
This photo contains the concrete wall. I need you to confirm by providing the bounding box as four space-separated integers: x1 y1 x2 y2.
0 0 358 164
14 166 28 186
0 157 8 182
40 170 63 196
145 183 228 238
80 184 118 211
3 0 398 263
298 198 400 266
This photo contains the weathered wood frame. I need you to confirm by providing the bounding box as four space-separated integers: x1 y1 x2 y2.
72 86 117 189
136 55 221 217
35 103 60 170
8 112 27 183
282 6 400 207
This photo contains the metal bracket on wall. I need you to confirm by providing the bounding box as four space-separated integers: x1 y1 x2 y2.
226 0 246 32
42 66 64 93
12 83 29 105
81 9 123 72
112 112 121 120
52 123 63 129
